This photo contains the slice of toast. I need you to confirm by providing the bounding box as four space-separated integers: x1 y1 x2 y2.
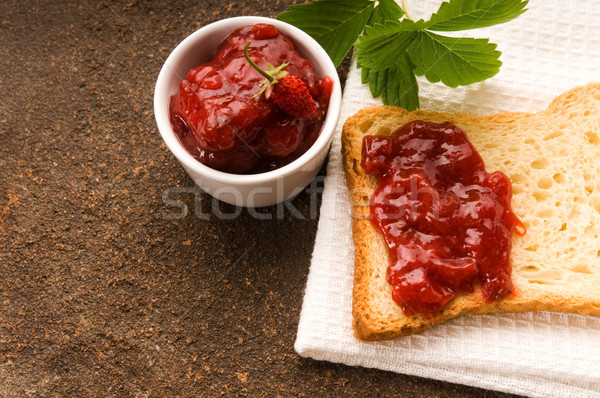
342 83 600 341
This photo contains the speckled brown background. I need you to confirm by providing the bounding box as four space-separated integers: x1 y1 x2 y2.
0 1 522 397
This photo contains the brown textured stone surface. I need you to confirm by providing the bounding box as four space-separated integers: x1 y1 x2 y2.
0 1 521 397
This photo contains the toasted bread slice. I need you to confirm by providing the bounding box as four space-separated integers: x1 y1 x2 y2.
342 83 600 341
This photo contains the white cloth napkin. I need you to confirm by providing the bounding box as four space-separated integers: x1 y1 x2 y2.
295 1 600 397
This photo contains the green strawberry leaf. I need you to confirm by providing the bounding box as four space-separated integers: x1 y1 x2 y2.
276 0 374 67
277 0 527 108
368 0 404 25
408 31 501 87
355 19 425 71
426 0 528 31
362 54 419 110
360 0 418 109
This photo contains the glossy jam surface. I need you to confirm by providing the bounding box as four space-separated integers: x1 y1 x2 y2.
362 121 525 318
169 24 333 174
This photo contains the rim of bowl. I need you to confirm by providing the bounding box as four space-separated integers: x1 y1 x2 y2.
154 16 342 186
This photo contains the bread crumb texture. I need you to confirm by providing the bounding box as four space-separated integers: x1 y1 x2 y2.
342 83 600 340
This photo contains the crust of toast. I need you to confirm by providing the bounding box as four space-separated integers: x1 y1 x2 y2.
342 83 600 341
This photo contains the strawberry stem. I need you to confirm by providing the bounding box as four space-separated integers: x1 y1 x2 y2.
401 0 413 21
244 40 275 82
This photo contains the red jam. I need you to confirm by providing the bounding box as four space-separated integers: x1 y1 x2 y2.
169 24 333 174
362 121 525 318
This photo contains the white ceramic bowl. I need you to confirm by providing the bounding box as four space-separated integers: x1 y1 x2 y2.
154 16 342 207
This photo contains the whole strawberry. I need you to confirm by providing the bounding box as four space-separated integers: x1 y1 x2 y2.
271 74 318 119
244 40 319 119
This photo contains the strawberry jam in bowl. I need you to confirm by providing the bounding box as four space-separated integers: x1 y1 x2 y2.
154 17 341 207
169 23 332 174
